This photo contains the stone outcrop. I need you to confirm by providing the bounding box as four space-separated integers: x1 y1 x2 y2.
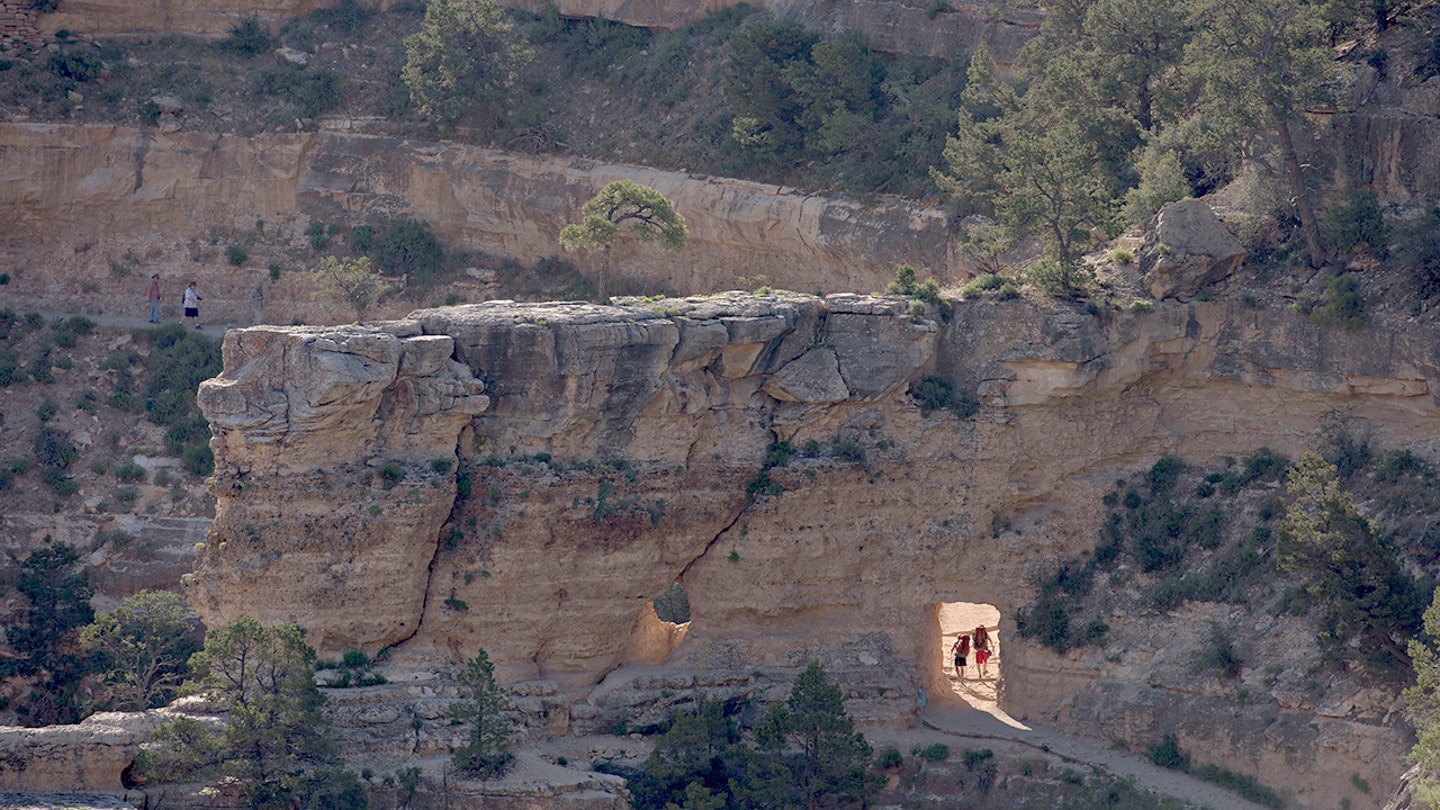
0 702 217 793
0 123 955 323
194 292 1440 807
1137 199 1247 300
0 0 42 50
191 325 487 651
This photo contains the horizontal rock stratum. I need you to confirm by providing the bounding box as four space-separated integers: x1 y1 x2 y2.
192 292 1439 808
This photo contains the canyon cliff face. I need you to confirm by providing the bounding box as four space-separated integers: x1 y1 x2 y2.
0 123 954 323
194 292 1440 808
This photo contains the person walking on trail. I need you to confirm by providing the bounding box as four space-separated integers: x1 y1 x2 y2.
250 283 264 326
182 281 202 329
147 274 162 323
973 625 992 679
952 633 970 682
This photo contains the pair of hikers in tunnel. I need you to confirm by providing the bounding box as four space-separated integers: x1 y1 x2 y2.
951 625 992 681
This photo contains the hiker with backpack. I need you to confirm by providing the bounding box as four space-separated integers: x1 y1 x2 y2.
951 633 970 681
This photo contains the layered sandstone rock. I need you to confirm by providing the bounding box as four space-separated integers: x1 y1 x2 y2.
191 325 487 651
195 293 1440 806
0 123 954 323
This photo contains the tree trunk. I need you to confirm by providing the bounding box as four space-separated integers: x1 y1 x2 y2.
1277 118 1327 269
598 249 610 303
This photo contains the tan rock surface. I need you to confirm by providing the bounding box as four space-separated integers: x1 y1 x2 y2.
0 124 954 325
193 292 1440 806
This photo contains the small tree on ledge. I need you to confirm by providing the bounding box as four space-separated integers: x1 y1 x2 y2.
559 180 687 301
452 648 513 778
310 255 395 323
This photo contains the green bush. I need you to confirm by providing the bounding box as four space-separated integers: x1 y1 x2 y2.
40 466 78 496
116 462 147 483
1149 734 1189 771
181 443 214 477
830 435 867 465
313 0 374 33
875 747 902 768
1399 207 1440 300
307 220 328 251
960 273 1008 297
915 743 949 762
911 376 979 419
373 218 445 284
377 461 405 489
32 428 77 469
223 16 275 56
1024 258 1089 298
258 64 342 118
1190 623 1244 678
1325 186 1388 258
36 399 58 422
224 245 249 266
1189 763 1282 809
349 225 375 252
1310 274 1366 331
48 48 101 83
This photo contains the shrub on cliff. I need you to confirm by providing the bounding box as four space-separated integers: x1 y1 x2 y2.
372 218 446 285
222 17 275 57
311 255 396 322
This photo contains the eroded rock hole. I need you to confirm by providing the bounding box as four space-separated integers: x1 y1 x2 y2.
622 582 691 665
937 601 1002 706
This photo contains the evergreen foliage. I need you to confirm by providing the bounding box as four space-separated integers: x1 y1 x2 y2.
451 649 513 778
372 218 447 284
1 537 95 725
80 590 202 711
137 616 366 809
1405 588 1440 807
402 0 531 127
1278 451 1423 666
560 180 687 300
626 664 877 809
140 325 222 476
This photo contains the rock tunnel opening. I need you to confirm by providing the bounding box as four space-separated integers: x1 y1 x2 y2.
934 601 1002 710
622 582 691 665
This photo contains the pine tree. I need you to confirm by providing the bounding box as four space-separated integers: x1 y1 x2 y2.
559 180 687 301
452 649 513 777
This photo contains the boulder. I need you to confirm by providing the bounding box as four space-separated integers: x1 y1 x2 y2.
148 95 182 115
1138 199 1246 300
274 46 309 66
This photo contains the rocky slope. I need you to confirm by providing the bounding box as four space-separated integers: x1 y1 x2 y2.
23 0 1041 69
179 288 1440 808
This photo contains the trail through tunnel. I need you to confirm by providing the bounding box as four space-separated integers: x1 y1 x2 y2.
935 601 1026 729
